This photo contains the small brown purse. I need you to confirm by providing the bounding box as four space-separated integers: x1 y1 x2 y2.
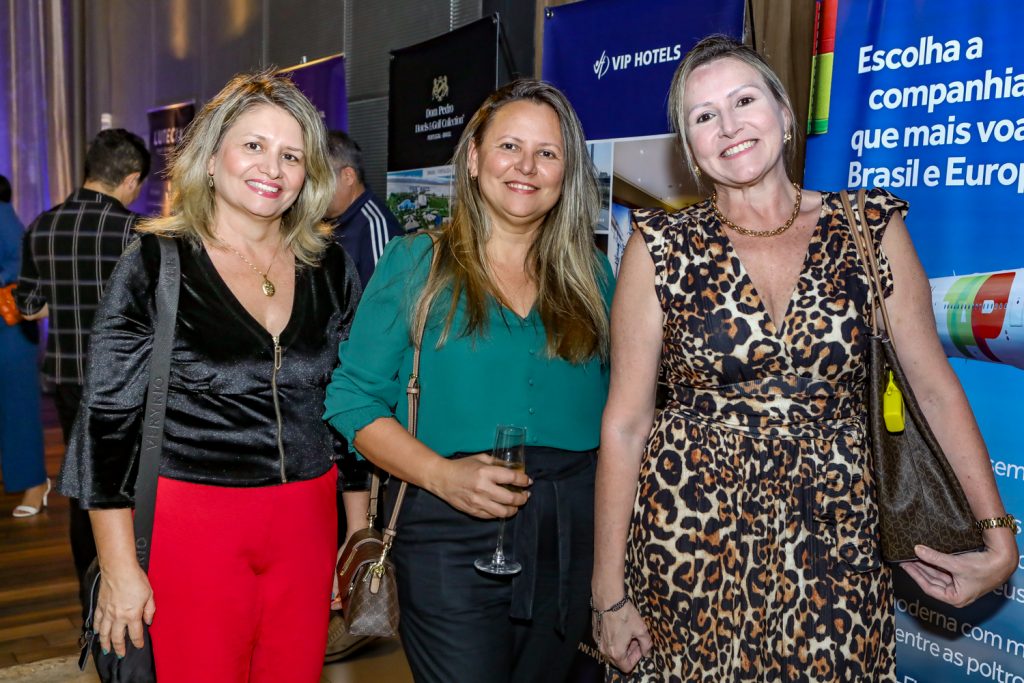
841 190 984 563
336 474 404 637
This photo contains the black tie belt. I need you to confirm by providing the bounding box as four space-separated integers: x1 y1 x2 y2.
507 446 595 635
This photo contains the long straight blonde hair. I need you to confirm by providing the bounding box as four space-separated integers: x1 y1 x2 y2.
412 79 609 364
137 68 334 266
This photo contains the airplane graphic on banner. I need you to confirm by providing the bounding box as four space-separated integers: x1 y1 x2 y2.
930 269 1024 370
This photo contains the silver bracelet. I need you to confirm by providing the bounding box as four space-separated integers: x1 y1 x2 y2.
590 594 629 643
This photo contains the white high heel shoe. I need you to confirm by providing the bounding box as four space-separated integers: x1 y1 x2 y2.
13 478 51 518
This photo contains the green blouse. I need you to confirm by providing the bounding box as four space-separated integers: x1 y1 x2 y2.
323 233 614 456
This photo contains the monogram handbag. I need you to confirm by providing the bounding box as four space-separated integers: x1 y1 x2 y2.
335 474 403 638
0 283 22 325
77 237 180 681
333 275 429 639
840 190 984 563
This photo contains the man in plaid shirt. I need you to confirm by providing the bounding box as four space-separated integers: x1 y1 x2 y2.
16 128 149 612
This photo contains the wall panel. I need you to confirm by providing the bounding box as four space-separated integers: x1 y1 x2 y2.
347 96 389 196
199 0 263 102
266 0 345 69
152 0 202 108
345 0 451 100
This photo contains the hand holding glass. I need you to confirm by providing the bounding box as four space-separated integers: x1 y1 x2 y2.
474 425 526 576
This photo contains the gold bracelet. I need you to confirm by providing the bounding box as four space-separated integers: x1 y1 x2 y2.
976 514 1018 533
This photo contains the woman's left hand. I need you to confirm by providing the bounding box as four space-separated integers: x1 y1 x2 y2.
902 530 1018 608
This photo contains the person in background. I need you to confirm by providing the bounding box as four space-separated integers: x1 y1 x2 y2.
15 129 149 612
324 78 613 683
321 131 402 661
325 130 403 288
0 174 47 518
323 130 402 535
592 34 1017 680
57 69 361 682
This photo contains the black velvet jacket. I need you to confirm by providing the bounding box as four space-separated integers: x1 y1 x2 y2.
57 233 361 508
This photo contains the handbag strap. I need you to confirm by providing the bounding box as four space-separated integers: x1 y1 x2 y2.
369 238 437 549
839 190 898 350
132 236 181 572
366 461 381 527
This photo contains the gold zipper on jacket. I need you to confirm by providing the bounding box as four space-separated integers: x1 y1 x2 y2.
272 335 286 483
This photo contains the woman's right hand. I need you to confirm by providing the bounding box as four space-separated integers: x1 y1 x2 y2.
595 599 652 674
432 453 531 519
94 563 155 658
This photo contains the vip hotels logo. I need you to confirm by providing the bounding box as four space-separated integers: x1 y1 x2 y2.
594 51 611 79
593 44 683 79
432 75 449 102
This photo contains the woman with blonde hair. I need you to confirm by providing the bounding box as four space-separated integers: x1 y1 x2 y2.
592 34 1016 680
325 78 614 682
58 69 362 682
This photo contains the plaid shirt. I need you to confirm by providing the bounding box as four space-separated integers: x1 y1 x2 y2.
15 188 139 385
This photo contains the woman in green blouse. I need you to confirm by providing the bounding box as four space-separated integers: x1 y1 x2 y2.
324 79 612 682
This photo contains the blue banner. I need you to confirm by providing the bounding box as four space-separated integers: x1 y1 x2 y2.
146 102 194 217
281 54 347 132
542 0 744 140
804 1 1024 681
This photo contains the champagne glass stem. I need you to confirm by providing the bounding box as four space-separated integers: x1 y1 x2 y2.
493 518 508 565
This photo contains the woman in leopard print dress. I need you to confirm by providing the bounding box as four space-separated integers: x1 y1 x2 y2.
591 35 1017 682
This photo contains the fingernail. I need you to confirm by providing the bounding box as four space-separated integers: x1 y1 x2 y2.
117 653 124 660
102 647 109 655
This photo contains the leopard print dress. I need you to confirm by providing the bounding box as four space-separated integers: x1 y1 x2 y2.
615 189 905 682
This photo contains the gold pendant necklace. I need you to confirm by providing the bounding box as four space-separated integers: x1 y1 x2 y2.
712 183 803 238
226 242 281 297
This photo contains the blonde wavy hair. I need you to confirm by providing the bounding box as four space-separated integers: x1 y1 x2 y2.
137 68 333 265
413 79 609 364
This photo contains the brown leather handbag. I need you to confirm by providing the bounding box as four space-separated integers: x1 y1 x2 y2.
334 293 427 638
335 474 404 637
841 190 984 563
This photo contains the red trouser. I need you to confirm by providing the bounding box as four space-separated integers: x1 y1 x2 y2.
148 469 337 683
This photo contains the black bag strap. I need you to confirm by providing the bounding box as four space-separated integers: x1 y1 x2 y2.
132 236 180 572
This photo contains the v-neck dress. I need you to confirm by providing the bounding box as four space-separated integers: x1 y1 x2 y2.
617 189 906 682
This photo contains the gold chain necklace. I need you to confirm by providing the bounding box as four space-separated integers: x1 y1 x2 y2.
225 242 282 297
711 183 803 238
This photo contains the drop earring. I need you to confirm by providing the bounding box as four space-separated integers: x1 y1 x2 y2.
784 131 793 143
208 174 215 189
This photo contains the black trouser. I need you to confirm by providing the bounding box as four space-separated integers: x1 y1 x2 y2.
388 447 595 683
54 382 95 619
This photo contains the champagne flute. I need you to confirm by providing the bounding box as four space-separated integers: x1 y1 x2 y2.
474 425 526 576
